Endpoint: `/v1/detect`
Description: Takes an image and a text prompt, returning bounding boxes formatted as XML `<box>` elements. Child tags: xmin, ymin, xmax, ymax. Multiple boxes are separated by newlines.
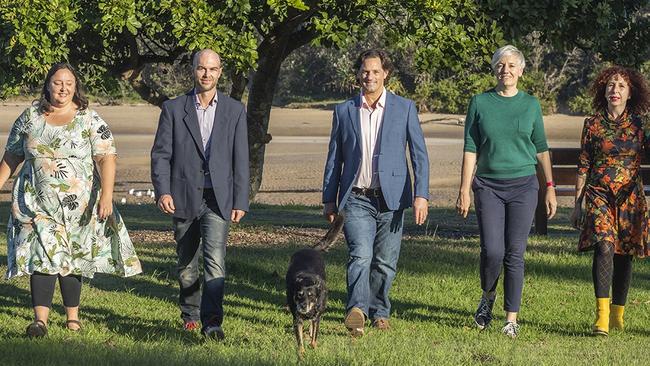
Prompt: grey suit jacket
<box><xmin>151</xmin><ymin>90</ymin><xmax>250</xmax><ymax>220</ymax></box>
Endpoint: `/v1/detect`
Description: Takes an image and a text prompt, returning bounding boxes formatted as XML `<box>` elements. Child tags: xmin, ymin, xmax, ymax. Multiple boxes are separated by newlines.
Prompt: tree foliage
<box><xmin>0</xmin><ymin>0</ymin><xmax>503</xmax><ymax>97</ymax></box>
<box><xmin>1</xmin><ymin>0</ymin><xmax>646</xmax><ymax>198</ymax></box>
<box><xmin>481</xmin><ymin>0</ymin><xmax>650</xmax><ymax>66</ymax></box>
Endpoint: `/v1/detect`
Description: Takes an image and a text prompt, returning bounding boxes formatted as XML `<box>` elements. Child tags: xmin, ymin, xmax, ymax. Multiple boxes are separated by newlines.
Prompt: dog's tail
<box><xmin>312</xmin><ymin>213</ymin><xmax>345</xmax><ymax>252</ymax></box>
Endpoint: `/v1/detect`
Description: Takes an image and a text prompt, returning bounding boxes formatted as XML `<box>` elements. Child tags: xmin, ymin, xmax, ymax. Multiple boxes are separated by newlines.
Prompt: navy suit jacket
<box><xmin>151</xmin><ymin>90</ymin><xmax>250</xmax><ymax>220</ymax></box>
<box><xmin>322</xmin><ymin>92</ymin><xmax>429</xmax><ymax>211</ymax></box>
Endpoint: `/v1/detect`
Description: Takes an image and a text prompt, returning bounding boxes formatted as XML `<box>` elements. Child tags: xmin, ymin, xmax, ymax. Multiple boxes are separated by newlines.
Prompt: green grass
<box><xmin>1</xmin><ymin>203</ymin><xmax>650</xmax><ymax>365</ymax></box>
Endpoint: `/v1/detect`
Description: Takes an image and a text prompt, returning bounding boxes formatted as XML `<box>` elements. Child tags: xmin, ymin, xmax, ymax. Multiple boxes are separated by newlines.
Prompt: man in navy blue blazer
<box><xmin>151</xmin><ymin>49</ymin><xmax>249</xmax><ymax>339</ymax></box>
<box><xmin>322</xmin><ymin>49</ymin><xmax>430</xmax><ymax>336</ymax></box>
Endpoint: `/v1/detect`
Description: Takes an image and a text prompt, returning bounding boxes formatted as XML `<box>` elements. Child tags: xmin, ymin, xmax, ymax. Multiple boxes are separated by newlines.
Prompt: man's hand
<box><xmin>413</xmin><ymin>196</ymin><xmax>428</xmax><ymax>225</ymax></box>
<box><xmin>323</xmin><ymin>202</ymin><xmax>337</xmax><ymax>223</ymax></box>
<box><xmin>157</xmin><ymin>194</ymin><xmax>175</xmax><ymax>215</ymax></box>
<box><xmin>231</xmin><ymin>209</ymin><xmax>246</xmax><ymax>223</ymax></box>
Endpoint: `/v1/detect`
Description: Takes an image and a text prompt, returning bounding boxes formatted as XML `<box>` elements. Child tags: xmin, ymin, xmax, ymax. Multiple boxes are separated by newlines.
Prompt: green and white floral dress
<box><xmin>5</xmin><ymin>105</ymin><xmax>142</xmax><ymax>279</ymax></box>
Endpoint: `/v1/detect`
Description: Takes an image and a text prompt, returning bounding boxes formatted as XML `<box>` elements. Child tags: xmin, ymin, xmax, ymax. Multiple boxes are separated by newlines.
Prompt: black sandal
<box><xmin>26</xmin><ymin>320</ymin><xmax>48</xmax><ymax>338</ymax></box>
<box><xmin>66</xmin><ymin>319</ymin><xmax>82</xmax><ymax>331</ymax></box>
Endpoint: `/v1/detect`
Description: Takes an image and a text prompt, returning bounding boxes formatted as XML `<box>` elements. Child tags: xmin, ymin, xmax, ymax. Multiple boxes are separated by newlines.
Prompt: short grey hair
<box><xmin>490</xmin><ymin>45</ymin><xmax>525</xmax><ymax>71</ymax></box>
<box><xmin>192</xmin><ymin>49</ymin><xmax>222</xmax><ymax>69</ymax></box>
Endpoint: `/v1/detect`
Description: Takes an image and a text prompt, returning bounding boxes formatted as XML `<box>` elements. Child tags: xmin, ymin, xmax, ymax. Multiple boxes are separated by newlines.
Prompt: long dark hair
<box><xmin>37</xmin><ymin>62</ymin><xmax>88</xmax><ymax>114</ymax></box>
<box><xmin>590</xmin><ymin>65</ymin><xmax>650</xmax><ymax>116</ymax></box>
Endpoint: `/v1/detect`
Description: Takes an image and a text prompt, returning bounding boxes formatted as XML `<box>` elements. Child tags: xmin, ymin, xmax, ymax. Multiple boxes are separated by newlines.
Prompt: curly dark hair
<box><xmin>37</xmin><ymin>62</ymin><xmax>88</xmax><ymax>114</ymax></box>
<box><xmin>353</xmin><ymin>49</ymin><xmax>394</xmax><ymax>81</ymax></box>
<box><xmin>590</xmin><ymin>65</ymin><xmax>650</xmax><ymax>116</ymax></box>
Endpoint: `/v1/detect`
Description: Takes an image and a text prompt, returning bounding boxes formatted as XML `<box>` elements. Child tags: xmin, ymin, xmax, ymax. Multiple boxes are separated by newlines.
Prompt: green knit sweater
<box><xmin>463</xmin><ymin>89</ymin><xmax>549</xmax><ymax>179</ymax></box>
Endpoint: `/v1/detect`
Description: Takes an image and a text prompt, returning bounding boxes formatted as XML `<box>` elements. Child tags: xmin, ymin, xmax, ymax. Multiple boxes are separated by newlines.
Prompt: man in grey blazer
<box><xmin>151</xmin><ymin>49</ymin><xmax>249</xmax><ymax>339</ymax></box>
<box><xmin>322</xmin><ymin>49</ymin><xmax>429</xmax><ymax>337</ymax></box>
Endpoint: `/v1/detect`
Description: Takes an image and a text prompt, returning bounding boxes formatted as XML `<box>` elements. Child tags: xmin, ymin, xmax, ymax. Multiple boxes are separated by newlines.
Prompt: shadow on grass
<box><xmin>0</xmin><ymin>282</ymin><xmax>31</xmax><ymax>325</ymax></box>
<box><xmin>2</xmin><ymin>202</ymin><xmax>650</xmax><ymax>346</ymax></box>
<box><xmin>0</xmin><ymin>201</ymin><xmax>578</xmax><ymax>237</ymax></box>
<box><xmin>0</xmin><ymin>339</ymin><xmax>276</xmax><ymax>366</ymax></box>
<box><xmin>0</xmin><ymin>202</ymin><xmax>171</xmax><ymax>232</ymax></box>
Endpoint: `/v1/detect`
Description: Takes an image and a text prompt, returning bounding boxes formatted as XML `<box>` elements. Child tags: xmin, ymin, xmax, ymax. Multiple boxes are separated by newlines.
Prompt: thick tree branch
<box><xmin>283</xmin><ymin>27</ymin><xmax>317</xmax><ymax>58</ymax></box>
<box><xmin>230</xmin><ymin>70</ymin><xmax>248</xmax><ymax>101</ymax></box>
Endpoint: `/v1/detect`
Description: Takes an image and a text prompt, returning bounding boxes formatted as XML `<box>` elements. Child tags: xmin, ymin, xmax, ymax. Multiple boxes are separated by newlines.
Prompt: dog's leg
<box><xmin>308</xmin><ymin>319</ymin><xmax>314</xmax><ymax>340</ymax></box>
<box><xmin>293</xmin><ymin>317</ymin><xmax>305</xmax><ymax>358</ymax></box>
<box><xmin>309</xmin><ymin>316</ymin><xmax>320</xmax><ymax>349</ymax></box>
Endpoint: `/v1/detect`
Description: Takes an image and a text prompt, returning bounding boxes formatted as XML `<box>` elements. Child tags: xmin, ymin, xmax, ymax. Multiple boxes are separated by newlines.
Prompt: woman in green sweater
<box><xmin>456</xmin><ymin>45</ymin><xmax>557</xmax><ymax>338</ymax></box>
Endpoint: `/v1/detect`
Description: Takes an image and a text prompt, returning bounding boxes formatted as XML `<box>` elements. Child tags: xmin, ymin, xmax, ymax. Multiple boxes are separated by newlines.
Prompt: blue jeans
<box><xmin>342</xmin><ymin>192</ymin><xmax>404</xmax><ymax>320</ymax></box>
<box><xmin>173</xmin><ymin>189</ymin><xmax>229</xmax><ymax>326</ymax></box>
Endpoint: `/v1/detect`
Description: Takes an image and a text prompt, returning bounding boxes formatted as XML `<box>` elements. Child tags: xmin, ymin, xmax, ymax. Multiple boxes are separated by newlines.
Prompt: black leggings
<box><xmin>30</xmin><ymin>272</ymin><xmax>82</xmax><ymax>308</ymax></box>
<box><xmin>592</xmin><ymin>242</ymin><xmax>632</xmax><ymax>305</ymax></box>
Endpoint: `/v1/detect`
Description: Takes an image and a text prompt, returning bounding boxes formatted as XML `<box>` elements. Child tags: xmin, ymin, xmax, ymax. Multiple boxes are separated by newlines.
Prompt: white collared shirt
<box><xmin>194</xmin><ymin>89</ymin><xmax>218</xmax><ymax>151</ymax></box>
<box><xmin>353</xmin><ymin>88</ymin><xmax>386</xmax><ymax>189</ymax></box>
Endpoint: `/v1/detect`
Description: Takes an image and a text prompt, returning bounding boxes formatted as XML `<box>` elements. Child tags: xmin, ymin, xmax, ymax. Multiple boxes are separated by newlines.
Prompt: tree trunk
<box><xmin>125</xmin><ymin>67</ymin><xmax>169</xmax><ymax>107</ymax></box>
<box><xmin>230</xmin><ymin>70</ymin><xmax>248</xmax><ymax>102</ymax></box>
<box><xmin>246</xmin><ymin>26</ymin><xmax>318</xmax><ymax>200</ymax></box>
<box><xmin>246</xmin><ymin>40</ymin><xmax>287</xmax><ymax>200</ymax></box>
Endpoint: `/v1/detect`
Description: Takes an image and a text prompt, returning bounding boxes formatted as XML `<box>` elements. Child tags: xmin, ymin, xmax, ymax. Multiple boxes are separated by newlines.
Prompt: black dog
<box><xmin>286</xmin><ymin>214</ymin><xmax>344</xmax><ymax>357</ymax></box>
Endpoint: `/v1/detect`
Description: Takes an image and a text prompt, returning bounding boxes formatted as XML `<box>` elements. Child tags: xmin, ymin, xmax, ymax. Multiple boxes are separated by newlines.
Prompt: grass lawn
<box><xmin>1</xmin><ymin>203</ymin><xmax>649</xmax><ymax>365</ymax></box>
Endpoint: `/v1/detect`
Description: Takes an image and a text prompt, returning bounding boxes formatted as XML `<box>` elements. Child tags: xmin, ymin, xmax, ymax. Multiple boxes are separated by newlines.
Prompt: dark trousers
<box><xmin>30</xmin><ymin>272</ymin><xmax>82</xmax><ymax>308</ymax></box>
<box><xmin>473</xmin><ymin>175</ymin><xmax>538</xmax><ymax>312</ymax></box>
<box><xmin>173</xmin><ymin>189</ymin><xmax>229</xmax><ymax>326</ymax></box>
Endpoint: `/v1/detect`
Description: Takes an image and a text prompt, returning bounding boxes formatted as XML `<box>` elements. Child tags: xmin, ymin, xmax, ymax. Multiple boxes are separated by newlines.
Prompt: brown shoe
<box><xmin>372</xmin><ymin>318</ymin><xmax>390</xmax><ymax>330</ymax></box>
<box><xmin>344</xmin><ymin>307</ymin><xmax>365</xmax><ymax>337</ymax></box>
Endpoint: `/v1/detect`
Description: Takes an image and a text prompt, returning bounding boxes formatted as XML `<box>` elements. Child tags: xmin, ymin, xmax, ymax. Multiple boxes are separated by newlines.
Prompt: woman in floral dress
<box><xmin>0</xmin><ymin>63</ymin><xmax>142</xmax><ymax>337</ymax></box>
<box><xmin>571</xmin><ymin>66</ymin><xmax>650</xmax><ymax>336</ymax></box>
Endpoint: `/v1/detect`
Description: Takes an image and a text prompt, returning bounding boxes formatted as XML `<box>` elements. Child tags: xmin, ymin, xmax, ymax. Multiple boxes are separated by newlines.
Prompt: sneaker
<box><xmin>344</xmin><ymin>307</ymin><xmax>365</xmax><ymax>337</ymax></box>
<box><xmin>474</xmin><ymin>296</ymin><xmax>495</xmax><ymax>329</ymax></box>
<box><xmin>202</xmin><ymin>321</ymin><xmax>225</xmax><ymax>340</ymax></box>
<box><xmin>502</xmin><ymin>321</ymin><xmax>519</xmax><ymax>338</ymax></box>
<box><xmin>183</xmin><ymin>320</ymin><xmax>200</xmax><ymax>331</ymax></box>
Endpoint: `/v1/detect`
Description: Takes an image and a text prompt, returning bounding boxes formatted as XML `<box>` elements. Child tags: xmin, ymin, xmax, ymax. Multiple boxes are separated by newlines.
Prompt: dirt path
<box><xmin>0</xmin><ymin>103</ymin><xmax>586</xmax><ymax>206</ymax></box>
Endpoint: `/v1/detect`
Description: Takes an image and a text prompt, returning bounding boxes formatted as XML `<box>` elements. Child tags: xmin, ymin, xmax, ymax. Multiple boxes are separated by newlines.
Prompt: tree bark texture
<box><xmin>246</xmin><ymin>24</ymin><xmax>317</xmax><ymax>199</ymax></box>
<box><xmin>230</xmin><ymin>70</ymin><xmax>248</xmax><ymax>102</ymax></box>
<box><xmin>246</xmin><ymin>39</ymin><xmax>286</xmax><ymax>199</ymax></box>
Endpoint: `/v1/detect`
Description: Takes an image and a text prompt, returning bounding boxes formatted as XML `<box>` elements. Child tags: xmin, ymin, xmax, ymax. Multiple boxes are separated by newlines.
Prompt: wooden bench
<box><xmin>534</xmin><ymin>147</ymin><xmax>650</xmax><ymax>235</ymax></box>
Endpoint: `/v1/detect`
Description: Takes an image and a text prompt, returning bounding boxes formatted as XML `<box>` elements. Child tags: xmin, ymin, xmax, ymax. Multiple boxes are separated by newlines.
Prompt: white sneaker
<box><xmin>502</xmin><ymin>321</ymin><xmax>519</xmax><ymax>338</ymax></box>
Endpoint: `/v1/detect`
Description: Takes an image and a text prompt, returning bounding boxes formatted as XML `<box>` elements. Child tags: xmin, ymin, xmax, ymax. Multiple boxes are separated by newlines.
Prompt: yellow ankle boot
<box><xmin>593</xmin><ymin>298</ymin><xmax>610</xmax><ymax>336</ymax></box>
<box><xmin>610</xmin><ymin>304</ymin><xmax>625</xmax><ymax>330</ymax></box>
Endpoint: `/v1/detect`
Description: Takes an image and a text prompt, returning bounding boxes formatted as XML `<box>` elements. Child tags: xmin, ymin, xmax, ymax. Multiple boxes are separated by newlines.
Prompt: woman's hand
<box><xmin>545</xmin><ymin>187</ymin><xmax>558</xmax><ymax>219</ymax></box>
<box><xmin>456</xmin><ymin>190</ymin><xmax>471</xmax><ymax>218</ymax></box>
<box><xmin>97</xmin><ymin>193</ymin><xmax>113</xmax><ymax>220</ymax></box>
<box><xmin>570</xmin><ymin>203</ymin><xmax>582</xmax><ymax>230</ymax></box>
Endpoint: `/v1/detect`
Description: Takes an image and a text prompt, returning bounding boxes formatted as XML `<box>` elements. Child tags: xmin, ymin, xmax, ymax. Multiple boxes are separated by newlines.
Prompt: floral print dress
<box><xmin>5</xmin><ymin>105</ymin><xmax>142</xmax><ymax>279</ymax></box>
<box><xmin>577</xmin><ymin>111</ymin><xmax>650</xmax><ymax>257</ymax></box>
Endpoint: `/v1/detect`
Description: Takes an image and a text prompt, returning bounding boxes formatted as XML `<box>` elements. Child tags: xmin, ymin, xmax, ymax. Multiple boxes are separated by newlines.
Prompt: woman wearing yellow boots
<box><xmin>571</xmin><ymin>66</ymin><xmax>650</xmax><ymax>336</ymax></box>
